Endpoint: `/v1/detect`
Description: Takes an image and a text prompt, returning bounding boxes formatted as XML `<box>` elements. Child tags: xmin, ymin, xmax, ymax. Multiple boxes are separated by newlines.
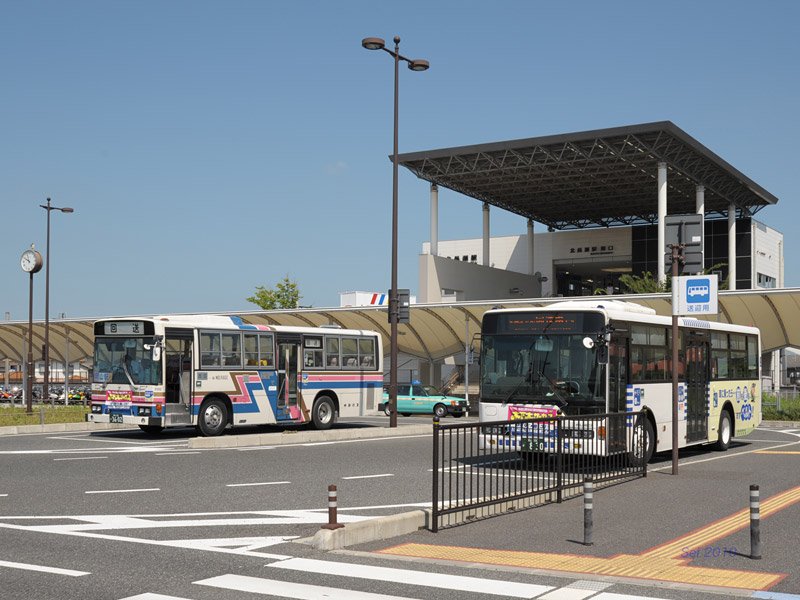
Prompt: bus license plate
<box><xmin>110</xmin><ymin>414</ymin><xmax>124</xmax><ymax>424</ymax></box>
<box><xmin>521</xmin><ymin>438</ymin><xmax>546</xmax><ymax>452</ymax></box>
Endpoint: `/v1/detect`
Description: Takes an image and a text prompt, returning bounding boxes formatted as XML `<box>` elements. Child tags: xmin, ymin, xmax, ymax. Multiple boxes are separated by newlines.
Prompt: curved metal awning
<box><xmin>1</xmin><ymin>288</ymin><xmax>799</xmax><ymax>365</ymax></box>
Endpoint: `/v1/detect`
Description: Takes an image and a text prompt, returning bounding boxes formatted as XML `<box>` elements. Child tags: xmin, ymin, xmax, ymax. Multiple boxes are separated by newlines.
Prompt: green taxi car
<box><xmin>380</xmin><ymin>382</ymin><xmax>469</xmax><ymax>418</ymax></box>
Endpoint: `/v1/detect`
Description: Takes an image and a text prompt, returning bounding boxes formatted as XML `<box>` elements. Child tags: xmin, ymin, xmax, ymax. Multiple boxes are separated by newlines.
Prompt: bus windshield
<box><xmin>480</xmin><ymin>333</ymin><xmax>605</xmax><ymax>413</ymax></box>
<box><xmin>93</xmin><ymin>336</ymin><xmax>162</xmax><ymax>386</ymax></box>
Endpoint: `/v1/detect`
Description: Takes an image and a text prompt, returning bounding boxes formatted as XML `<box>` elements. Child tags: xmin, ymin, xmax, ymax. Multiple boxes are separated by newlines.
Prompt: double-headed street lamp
<box><xmin>41</xmin><ymin>198</ymin><xmax>74</xmax><ymax>404</ymax></box>
<box><xmin>361</xmin><ymin>36</ymin><xmax>429</xmax><ymax>428</ymax></box>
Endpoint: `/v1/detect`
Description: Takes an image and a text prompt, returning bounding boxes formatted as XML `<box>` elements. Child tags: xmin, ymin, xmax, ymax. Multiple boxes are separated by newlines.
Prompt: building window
<box><xmin>757</xmin><ymin>273</ymin><xmax>776</xmax><ymax>288</ymax></box>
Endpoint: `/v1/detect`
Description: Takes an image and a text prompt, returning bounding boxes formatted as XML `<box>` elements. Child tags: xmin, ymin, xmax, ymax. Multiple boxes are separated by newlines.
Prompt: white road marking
<box><xmin>154</xmin><ymin>452</ymin><xmax>200</xmax><ymax>456</ymax></box>
<box><xmin>0</xmin><ymin>559</ymin><xmax>89</xmax><ymax>577</ymax></box>
<box><xmin>120</xmin><ymin>594</ymin><xmax>192</xmax><ymax>600</ymax></box>
<box><xmin>54</xmin><ymin>456</ymin><xmax>108</xmax><ymax>461</ymax></box>
<box><xmin>196</xmin><ymin>574</ymin><xmax>418</xmax><ymax>599</ymax></box>
<box><xmin>268</xmin><ymin>557</ymin><xmax>553</xmax><ymax>598</ymax></box>
<box><xmin>226</xmin><ymin>481</ymin><xmax>291</xmax><ymax>487</ymax></box>
<box><xmin>0</xmin><ymin>494</ymin><xmax>8</xmax><ymax>497</ymax></box>
<box><xmin>342</xmin><ymin>473</ymin><xmax>394</xmax><ymax>480</ymax></box>
<box><xmin>85</xmin><ymin>488</ymin><xmax>160</xmax><ymax>494</ymax></box>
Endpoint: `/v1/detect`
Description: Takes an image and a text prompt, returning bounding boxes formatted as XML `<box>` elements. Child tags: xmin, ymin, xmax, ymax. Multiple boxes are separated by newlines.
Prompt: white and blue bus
<box><xmin>479</xmin><ymin>300</ymin><xmax>761</xmax><ymax>462</ymax></box>
<box><xmin>87</xmin><ymin>315</ymin><xmax>383</xmax><ymax>436</ymax></box>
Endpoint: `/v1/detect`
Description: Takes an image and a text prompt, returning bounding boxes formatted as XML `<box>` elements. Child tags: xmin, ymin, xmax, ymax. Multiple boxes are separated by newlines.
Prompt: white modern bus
<box><xmin>479</xmin><ymin>300</ymin><xmax>761</xmax><ymax>462</ymax></box>
<box><xmin>86</xmin><ymin>315</ymin><xmax>383</xmax><ymax>436</ymax></box>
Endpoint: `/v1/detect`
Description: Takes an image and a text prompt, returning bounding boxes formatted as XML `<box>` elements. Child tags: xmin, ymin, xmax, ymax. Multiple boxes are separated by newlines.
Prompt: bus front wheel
<box><xmin>715</xmin><ymin>410</ymin><xmax>733</xmax><ymax>451</ymax></box>
<box><xmin>312</xmin><ymin>396</ymin><xmax>336</xmax><ymax>430</ymax></box>
<box><xmin>629</xmin><ymin>416</ymin><xmax>655</xmax><ymax>467</ymax></box>
<box><xmin>198</xmin><ymin>399</ymin><xmax>228</xmax><ymax>437</ymax></box>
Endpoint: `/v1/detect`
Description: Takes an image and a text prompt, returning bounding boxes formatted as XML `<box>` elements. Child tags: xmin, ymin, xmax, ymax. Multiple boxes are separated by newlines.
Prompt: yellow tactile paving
<box><xmin>755</xmin><ymin>450</ymin><xmax>800</xmax><ymax>454</ymax></box>
<box><xmin>377</xmin><ymin>485</ymin><xmax>800</xmax><ymax>591</ymax></box>
<box><xmin>642</xmin><ymin>485</ymin><xmax>800</xmax><ymax>559</ymax></box>
<box><xmin>378</xmin><ymin>543</ymin><xmax>784</xmax><ymax>590</ymax></box>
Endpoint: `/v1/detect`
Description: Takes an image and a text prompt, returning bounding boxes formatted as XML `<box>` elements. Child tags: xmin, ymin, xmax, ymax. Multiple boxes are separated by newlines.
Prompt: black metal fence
<box><xmin>431</xmin><ymin>411</ymin><xmax>647</xmax><ymax>532</ymax></box>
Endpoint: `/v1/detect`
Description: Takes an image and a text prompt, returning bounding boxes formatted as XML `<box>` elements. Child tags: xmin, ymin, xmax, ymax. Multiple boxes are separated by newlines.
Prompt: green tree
<box><xmin>247</xmin><ymin>276</ymin><xmax>302</xmax><ymax>309</ymax></box>
<box><xmin>618</xmin><ymin>263</ymin><xmax>729</xmax><ymax>294</ymax></box>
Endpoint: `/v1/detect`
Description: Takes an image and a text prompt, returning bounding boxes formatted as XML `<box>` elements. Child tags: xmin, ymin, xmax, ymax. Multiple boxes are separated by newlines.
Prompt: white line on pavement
<box><xmin>85</xmin><ymin>488</ymin><xmax>160</xmax><ymax>494</ymax></box>
<box><xmin>226</xmin><ymin>481</ymin><xmax>291</xmax><ymax>487</ymax></box>
<box><xmin>342</xmin><ymin>473</ymin><xmax>394</xmax><ymax>480</ymax></box>
<box><xmin>0</xmin><ymin>559</ymin><xmax>89</xmax><ymax>577</ymax></box>
<box><xmin>154</xmin><ymin>452</ymin><xmax>201</xmax><ymax>456</ymax></box>
<box><xmin>54</xmin><ymin>456</ymin><xmax>108</xmax><ymax>461</ymax></box>
<box><xmin>196</xmin><ymin>574</ymin><xmax>418</xmax><ymax>600</ymax></box>
<box><xmin>267</xmin><ymin>557</ymin><xmax>553</xmax><ymax>598</ymax></box>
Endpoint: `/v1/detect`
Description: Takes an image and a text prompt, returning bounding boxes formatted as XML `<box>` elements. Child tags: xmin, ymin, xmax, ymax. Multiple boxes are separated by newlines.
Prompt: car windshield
<box><xmin>93</xmin><ymin>336</ymin><xmax>162</xmax><ymax>386</ymax></box>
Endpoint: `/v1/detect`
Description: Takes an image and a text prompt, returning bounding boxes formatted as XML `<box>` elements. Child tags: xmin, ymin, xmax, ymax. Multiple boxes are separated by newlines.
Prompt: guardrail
<box><xmin>431</xmin><ymin>411</ymin><xmax>647</xmax><ymax>532</ymax></box>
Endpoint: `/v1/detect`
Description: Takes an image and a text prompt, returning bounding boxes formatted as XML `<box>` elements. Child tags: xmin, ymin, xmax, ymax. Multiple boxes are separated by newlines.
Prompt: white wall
<box><xmin>752</xmin><ymin>220</ymin><xmax>783</xmax><ymax>288</ymax></box>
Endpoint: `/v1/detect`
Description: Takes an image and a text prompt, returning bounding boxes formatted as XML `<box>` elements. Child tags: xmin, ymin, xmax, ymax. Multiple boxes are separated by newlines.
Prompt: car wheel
<box><xmin>433</xmin><ymin>403</ymin><xmax>448</xmax><ymax>418</ymax></box>
<box><xmin>197</xmin><ymin>398</ymin><xmax>228</xmax><ymax>437</ymax></box>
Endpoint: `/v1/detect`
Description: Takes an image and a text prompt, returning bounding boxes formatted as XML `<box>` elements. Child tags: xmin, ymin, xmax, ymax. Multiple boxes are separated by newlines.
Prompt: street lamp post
<box><xmin>40</xmin><ymin>198</ymin><xmax>74</xmax><ymax>405</ymax></box>
<box><xmin>362</xmin><ymin>35</ymin><xmax>428</xmax><ymax>428</ymax></box>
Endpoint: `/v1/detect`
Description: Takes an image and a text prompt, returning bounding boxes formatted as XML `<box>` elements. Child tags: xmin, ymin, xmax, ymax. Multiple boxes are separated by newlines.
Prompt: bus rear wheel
<box><xmin>312</xmin><ymin>396</ymin><xmax>336</xmax><ymax>430</ymax></box>
<box><xmin>715</xmin><ymin>410</ymin><xmax>733</xmax><ymax>451</ymax></box>
<box><xmin>198</xmin><ymin>399</ymin><xmax>228</xmax><ymax>437</ymax></box>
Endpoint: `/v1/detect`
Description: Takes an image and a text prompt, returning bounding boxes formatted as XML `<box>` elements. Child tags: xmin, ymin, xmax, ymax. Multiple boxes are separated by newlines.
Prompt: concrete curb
<box><xmin>298</xmin><ymin>509</ymin><xmax>429</xmax><ymax>551</ymax></box>
<box><xmin>188</xmin><ymin>423</ymin><xmax>433</xmax><ymax>449</ymax></box>
<box><xmin>0</xmin><ymin>422</ymin><xmax>131</xmax><ymax>436</ymax></box>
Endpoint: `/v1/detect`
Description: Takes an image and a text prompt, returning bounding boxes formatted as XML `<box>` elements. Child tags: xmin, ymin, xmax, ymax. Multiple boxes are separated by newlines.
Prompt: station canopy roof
<box><xmin>397</xmin><ymin>121</ymin><xmax>778</xmax><ymax>230</ymax></box>
<box><xmin>2</xmin><ymin>289</ymin><xmax>799</xmax><ymax>366</ymax></box>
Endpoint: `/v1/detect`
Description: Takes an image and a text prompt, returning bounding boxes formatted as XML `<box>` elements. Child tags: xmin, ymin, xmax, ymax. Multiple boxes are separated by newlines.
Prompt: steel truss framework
<box><xmin>397</xmin><ymin>121</ymin><xmax>777</xmax><ymax>230</ymax></box>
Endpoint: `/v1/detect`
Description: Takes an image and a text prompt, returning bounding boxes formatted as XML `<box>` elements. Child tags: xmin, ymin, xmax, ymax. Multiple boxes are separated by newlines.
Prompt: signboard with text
<box><xmin>672</xmin><ymin>274</ymin><xmax>718</xmax><ymax>316</ymax></box>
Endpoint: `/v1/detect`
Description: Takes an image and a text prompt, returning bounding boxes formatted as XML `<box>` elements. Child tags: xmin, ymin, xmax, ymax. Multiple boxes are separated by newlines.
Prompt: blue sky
<box><xmin>2</xmin><ymin>0</ymin><xmax>798</xmax><ymax>321</ymax></box>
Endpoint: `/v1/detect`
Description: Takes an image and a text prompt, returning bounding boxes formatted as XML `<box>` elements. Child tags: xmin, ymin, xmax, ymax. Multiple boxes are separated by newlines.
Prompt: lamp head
<box><xmin>408</xmin><ymin>59</ymin><xmax>429</xmax><ymax>72</ymax></box>
<box><xmin>61</xmin><ymin>207</ymin><xmax>74</xmax><ymax>213</ymax></box>
<box><xmin>362</xmin><ymin>37</ymin><xmax>385</xmax><ymax>50</ymax></box>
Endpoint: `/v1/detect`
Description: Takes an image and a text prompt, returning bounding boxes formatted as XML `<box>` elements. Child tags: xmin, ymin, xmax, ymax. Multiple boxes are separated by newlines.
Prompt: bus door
<box><xmin>607</xmin><ymin>331</ymin><xmax>629</xmax><ymax>451</ymax></box>
<box><xmin>276</xmin><ymin>335</ymin><xmax>301</xmax><ymax>418</ymax></box>
<box><xmin>164</xmin><ymin>328</ymin><xmax>193</xmax><ymax>424</ymax></box>
<box><xmin>685</xmin><ymin>330</ymin><xmax>709</xmax><ymax>443</ymax></box>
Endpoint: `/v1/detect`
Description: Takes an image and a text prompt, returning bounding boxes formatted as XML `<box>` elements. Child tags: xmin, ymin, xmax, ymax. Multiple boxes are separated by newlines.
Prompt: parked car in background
<box><xmin>380</xmin><ymin>381</ymin><xmax>469</xmax><ymax>418</ymax></box>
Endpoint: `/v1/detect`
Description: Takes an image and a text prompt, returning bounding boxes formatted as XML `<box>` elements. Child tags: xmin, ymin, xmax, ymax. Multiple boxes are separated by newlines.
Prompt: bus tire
<box><xmin>629</xmin><ymin>415</ymin><xmax>655</xmax><ymax>467</ymax></box>
<box><xmin>433</xmin><ymin>403</ymin><xmax>448</xmax><ymax>418</ymax></box>
<box><xmin>198</xmin><ymin>398</ymin><xmax>228</xmax><ymax>437</ymax></box>
<box><xmin>383</xmin><ymin>404</ymin><xmax>392</xmax><ymax>417</ymax></box>
<box><xmin>312</xmin><ymin>395</ymin><xmax>336</xmax><ymax>430</ymax></box>
<box><xmin>715</xmin><ymin>410</ymin><xmax>733</xmax><ymax>451</ymax></box>
<box><xmin>138</xmin><ymin>425</ymin><xmax>163</xmax><ymax>435</ymax></box>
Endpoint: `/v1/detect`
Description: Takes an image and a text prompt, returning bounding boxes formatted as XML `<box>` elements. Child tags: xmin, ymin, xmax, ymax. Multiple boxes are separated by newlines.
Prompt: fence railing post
<box><xmin>556</xmin><ymin>416</ymin><xmax>563</xmax><ymax>503</ymax></box>
<box><xmin>431</xmin><ymin>416</ymin><xmax>440</xmax><ymax>533</ymax></box>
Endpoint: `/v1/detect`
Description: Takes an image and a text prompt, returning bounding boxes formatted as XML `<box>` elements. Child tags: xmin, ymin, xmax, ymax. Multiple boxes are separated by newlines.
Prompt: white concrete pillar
<box><xmin>657</xmin><ymin>162</ymin><xmax>667</xmax><ymax>283</ymax></box>
<box><xmin>527</xmin><ymin>218</ymin><xmax>535</xmax><ymax>276</ymax></box>
<box><xmin>728</xmin><ymin>203</ymin><xmax>737</xmax><ymax>290</ymax></box>
<box><xmin>429</xmin><ymin>183</ymin><xmax>439</xmax><ymax>257</ymax></box>
<box><xmin>482</xmin><ymin>202</ymin><xmax>490</xmax><ymax>267</ymax></box>
<box><xmin>696</xmin><ymin>185</ymin><xmax>705</xmax><ymax>215</ymax></box>
<box><xmin>696</xmin><ymin>185</ymin><xmax>705</xmax><ymax>275</ymax></box>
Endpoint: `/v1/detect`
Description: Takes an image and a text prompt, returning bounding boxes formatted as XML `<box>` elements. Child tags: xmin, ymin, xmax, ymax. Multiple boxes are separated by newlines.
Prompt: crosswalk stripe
<box><xmin>0</xmin><ymin>559</ymin><xmax>89</xmax><ymax>576</ymax></box>
<box><xmin>195</xmin><ymin>574</ymin><xmax>418</xmax><ymax>599</ymax></box>
<box><xmin>267</xmin><ymin>557</ymin><xmax>552</xmax><ymax>598</ymax></box>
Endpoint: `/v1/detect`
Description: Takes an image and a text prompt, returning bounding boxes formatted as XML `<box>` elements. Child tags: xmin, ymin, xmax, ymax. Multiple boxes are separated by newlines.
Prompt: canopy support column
<box><xmin>430</xmin><ymin>183</ymin><xmax>438</xmax><ymax>257</ymax></box>
<box><xmin>527</xmin><ymin>218</ymin><xmax>535</xmax><ymax>276</ymax></box>
<box><xmin>728</xmin><ymin>203</ymin><xmax>737</xmax><ymax>290</ymax></box>
<box><xmin>482</xmin><ymin>202</ymin><xmax>490</xmax><ymax>267</ymax></box>
<box><xmin>657</xmin><ymin>162</ymin><xmax>667</xmax><ymax>284</ymax></box>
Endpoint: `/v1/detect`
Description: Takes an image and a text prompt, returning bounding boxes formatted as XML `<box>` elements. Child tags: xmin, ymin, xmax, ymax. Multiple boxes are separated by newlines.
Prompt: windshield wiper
<box><xmin>503</xmin><ymin>366</ymin><xmax>532</xmax><ymax>404</ymax></box>
<box><xmin>533</xmin><ymin>369</ymin><xmax>568</xmax><ymax>408</ymax></box>
<box><xmin>120</xmin><ymin>359</ymin><xmax>137</xmax><ymax>388</ymax></box>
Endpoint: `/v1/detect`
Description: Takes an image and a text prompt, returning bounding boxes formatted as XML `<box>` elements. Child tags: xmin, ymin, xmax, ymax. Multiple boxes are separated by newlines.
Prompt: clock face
<box><xmin>21</xmin><ymin>249</ymin><xmax>42</xmax><ymax>273</ymax></box>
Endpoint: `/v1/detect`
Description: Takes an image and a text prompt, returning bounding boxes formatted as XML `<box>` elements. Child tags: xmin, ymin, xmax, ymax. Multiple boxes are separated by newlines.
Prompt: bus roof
<box><xmin>485</xmin><ymin>299</ymin><xmax>760</xmax><ymax>336</ymax></box>
<box><xmin>95</xmin><ymin>314</ymin><xmax>379</xmax><ymax>338</ymax></box>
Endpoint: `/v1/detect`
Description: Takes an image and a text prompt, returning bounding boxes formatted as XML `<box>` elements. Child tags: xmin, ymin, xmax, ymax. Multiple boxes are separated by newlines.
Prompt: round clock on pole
<box><xmin>21</xmin><ymin>247</ymin><xmax>43</xmax><ymax>274</ymax></box>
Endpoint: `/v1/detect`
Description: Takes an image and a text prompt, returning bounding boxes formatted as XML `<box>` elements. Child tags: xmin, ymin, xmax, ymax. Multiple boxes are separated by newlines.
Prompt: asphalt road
<box><xmin>1</xmin><ymin>419</ymin><xmax>799</xmax><ymax>600</ymax></box>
